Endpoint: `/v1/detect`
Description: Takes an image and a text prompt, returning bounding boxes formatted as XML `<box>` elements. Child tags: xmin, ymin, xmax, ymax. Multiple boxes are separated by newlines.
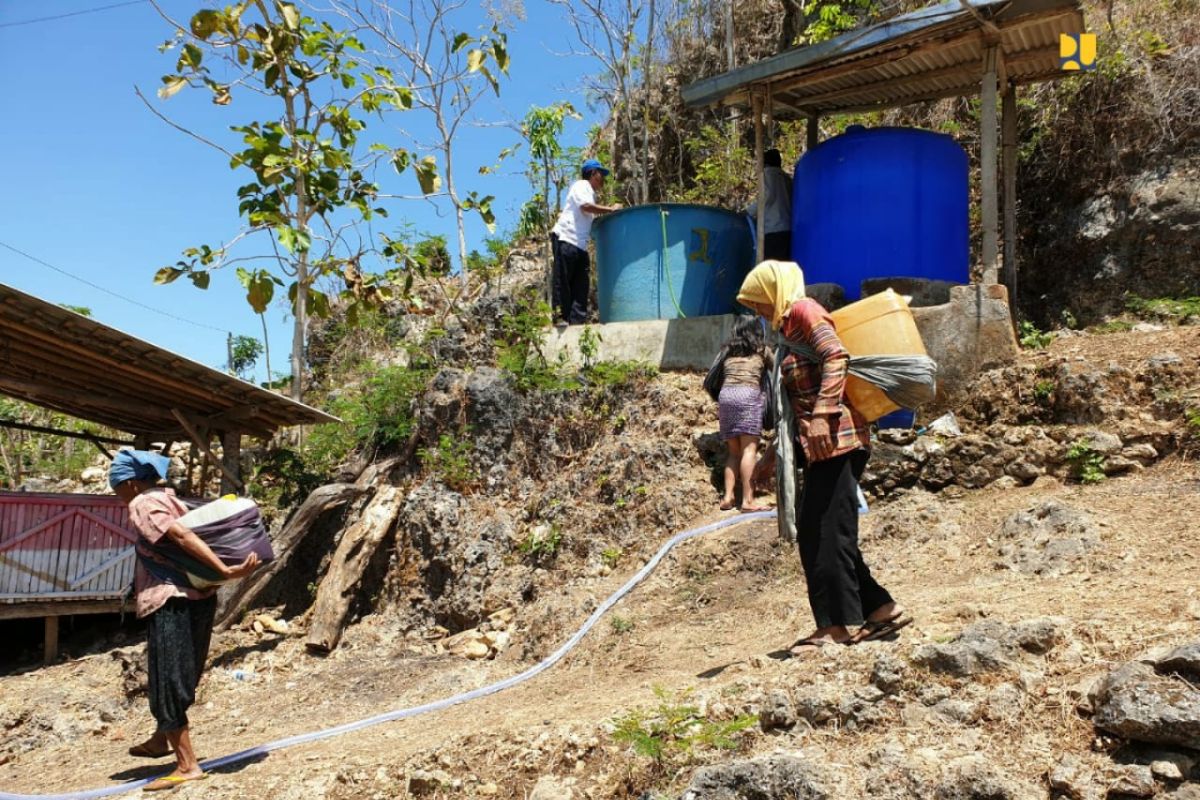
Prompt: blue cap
<box><xmin>581</xmin><ymin>158</ymin><xmax>609</xmax><ymax>178</ymax></box>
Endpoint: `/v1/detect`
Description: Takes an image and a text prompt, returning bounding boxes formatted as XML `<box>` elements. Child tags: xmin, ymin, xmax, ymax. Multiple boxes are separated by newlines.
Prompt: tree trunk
<box><xmin>215</xmin><ymin>482</ymin><xmax>364</xmax><ymax>629</ymax></box>
<box><xmin>304</xmin><ymin>484</ymin><xmax>404</xmax><ymax>653</ymax></box>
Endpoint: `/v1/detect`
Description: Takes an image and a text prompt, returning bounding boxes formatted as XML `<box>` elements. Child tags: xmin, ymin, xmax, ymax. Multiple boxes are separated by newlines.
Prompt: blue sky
<box><xmin>0</xmin><ymin>0</ymin><xmax>602</xmax><ymax>383</ymax></box>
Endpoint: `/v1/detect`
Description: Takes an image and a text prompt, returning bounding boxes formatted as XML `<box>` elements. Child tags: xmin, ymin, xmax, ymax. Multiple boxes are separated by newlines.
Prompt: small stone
<box><xmin>871</xmin><ymin>653</ymin><xmax>907</xmax><ymax>695</ymax></box>
<box><xmin>1048</xmin><ymin>754</ymin><xmax>1091</xmax><ymax>800</ymax></box>
<box><xmin>1151</xmin><ymin>760</ymin><xmax>1184</xmax><ymax>781</ymax></box>
<box><xmin>477</xmin><ymin>783</ymin><xmax>499</xmax><ymax>796</ymax></box>
<box><xmin>407</xmin><ymin>769</ymin><xmax>452</xmax><ymax>796</ymax></box>
<box><xmin>1108</xmin><ymin>764</ymin><xmax>1154</xmax><ymax>797</ymax></box>
<box><xmin>927</xmin><ymin>413</ymin><xmax>962</xmax><ymax>438</ymax></box>
<box><xmin>759</xmin><ymin>689</ymin><xmax>797</xmax><ymax>731</ymax></box>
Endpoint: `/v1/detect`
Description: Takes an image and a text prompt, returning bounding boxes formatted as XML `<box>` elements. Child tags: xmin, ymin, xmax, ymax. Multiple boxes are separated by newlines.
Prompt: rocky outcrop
<box><xmin>680</xmin><ymin>752</ymin><xmax>834</xmax><ymax>800</ymax></box>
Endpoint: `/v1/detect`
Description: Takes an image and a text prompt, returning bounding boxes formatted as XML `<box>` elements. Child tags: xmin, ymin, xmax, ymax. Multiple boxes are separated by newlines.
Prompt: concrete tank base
<box><xmin>544</xmin><ymin>284</ymin><xmax>1018</xmax><ymax>404</ymax></box>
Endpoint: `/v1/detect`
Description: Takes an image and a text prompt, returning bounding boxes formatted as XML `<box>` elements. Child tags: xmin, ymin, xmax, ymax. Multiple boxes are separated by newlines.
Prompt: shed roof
<box><xmin>682</xmin><ymin>0</ymin><xmax>1085</xmax><ymax>117</ymax></box>
<box><xmin>0</xmin><ymin>282</ymin><xmax>338</xmax><ymax>439</ymax></box>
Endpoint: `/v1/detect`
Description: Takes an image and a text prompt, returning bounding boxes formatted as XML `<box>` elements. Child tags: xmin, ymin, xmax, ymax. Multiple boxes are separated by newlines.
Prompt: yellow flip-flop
<box><xmin>143</xmin><ymin>773</ymin><xmax>208</xmax><ymax>792</ymax></box>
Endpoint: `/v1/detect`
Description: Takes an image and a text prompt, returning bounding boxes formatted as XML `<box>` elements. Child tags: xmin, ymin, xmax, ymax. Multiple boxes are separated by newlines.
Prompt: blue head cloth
<box><xmin>108</xmin><ymin>450</ymin><xmax>171</xmax><ymax>489</ymax></box>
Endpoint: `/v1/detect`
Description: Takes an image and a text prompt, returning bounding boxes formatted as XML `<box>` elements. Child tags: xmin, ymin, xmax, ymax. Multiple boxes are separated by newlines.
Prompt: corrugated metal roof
<box><xmin>0</xmin><ymin>282</ymin><xmax>339</xmax><ymax>439</ymax></box>
<box><xmin>682</xmin><ymin>0</ymin><xmax>1085</xmax><ymax>117</ymax></box>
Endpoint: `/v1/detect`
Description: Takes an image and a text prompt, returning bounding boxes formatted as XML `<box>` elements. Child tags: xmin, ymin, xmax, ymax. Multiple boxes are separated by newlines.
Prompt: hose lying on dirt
<box><xmin>0</xmin><ymin>510</ymin><xmax>776</xmax><ymax>800</ymax></box>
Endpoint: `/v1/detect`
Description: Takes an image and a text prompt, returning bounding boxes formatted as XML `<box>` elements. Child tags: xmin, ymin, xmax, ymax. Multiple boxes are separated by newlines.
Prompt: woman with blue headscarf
<box><xmin>110</xmin><ymin>450</ymin><xmax>259</xmax><ymax>791</ymax></box>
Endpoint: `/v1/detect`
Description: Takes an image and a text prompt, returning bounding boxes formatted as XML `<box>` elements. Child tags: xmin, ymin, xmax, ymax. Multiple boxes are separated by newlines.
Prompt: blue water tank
<box><xmin>791</xmin><ymin>126</ymin><xmax>968</xmax><ymax>300</ymax></box>
<box><xmin>594</xmin><ymin>203</ymin><xmax>755</xmax><ymax>322</ymax></box>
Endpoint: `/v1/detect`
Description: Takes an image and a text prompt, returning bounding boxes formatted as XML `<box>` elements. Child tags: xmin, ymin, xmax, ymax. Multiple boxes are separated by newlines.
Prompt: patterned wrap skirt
<box><xmin>718</xmin><ymin>384</ymin><xmax>764</xmax><ymax>440</ymax></box>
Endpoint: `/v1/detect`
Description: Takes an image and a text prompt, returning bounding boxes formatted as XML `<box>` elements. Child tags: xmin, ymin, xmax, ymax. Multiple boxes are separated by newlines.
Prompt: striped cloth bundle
<box><xmin>137</xmin><ymin>496</ymin><xmax>274</xmax><ymax>589</ymax></box>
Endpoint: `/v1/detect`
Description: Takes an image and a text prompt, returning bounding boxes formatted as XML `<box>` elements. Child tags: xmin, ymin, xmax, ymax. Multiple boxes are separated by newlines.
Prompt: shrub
<box><xmin>1018</xmin><ymin>321</ymin><xmax>1053</xmax><ymax>350</ymax></box>
<box><xmin>518</xmin><ymin>524</ymin><xmax>563</xmax><ymax>564</ymax></box>
<box><xmin>1126</xmin><ymin>295</ymin><xmax>1200</xmax><ymax>324</ymax></box>
<box><xmin>1066</xmin><ymin>440</ymin><xmax>1106</xmax><ymax>484</ymax></box>
<box><xmin>496</xmin><ymin>290</ymin><xmax>579</xmax><ymax>392</ymax></box>
<box><xmin>611</xmin><ymin>686</ymin><xmax>757</xmax><ymax>762</ymax></box>
<box><xmin>304</xmin><ymin>364</ymin><xmax>430</xmax><ymax>475</ymax></box>
<box><xmin>418</xmin><ymin>433</ymin><xmax>478</xmax><ymax>493</ymax></box>
<box><xmin>1032</xmin><ymin>380</ymin><xmax>1055</xmax><ymax>404</ymax></box>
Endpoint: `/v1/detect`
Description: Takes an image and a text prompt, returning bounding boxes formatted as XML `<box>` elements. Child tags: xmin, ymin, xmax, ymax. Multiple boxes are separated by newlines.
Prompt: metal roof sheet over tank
<box><xmin>682</xmin><ymin>0</ymin><xmax>1085</xmax><ymax>116</ymax></box>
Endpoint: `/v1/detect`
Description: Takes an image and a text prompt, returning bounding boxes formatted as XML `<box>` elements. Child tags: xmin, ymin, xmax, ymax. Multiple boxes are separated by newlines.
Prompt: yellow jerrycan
<box><xmin>828</xmin><ymin>289</ymin><xmax>928</xmax><ymax>422</ymax></box>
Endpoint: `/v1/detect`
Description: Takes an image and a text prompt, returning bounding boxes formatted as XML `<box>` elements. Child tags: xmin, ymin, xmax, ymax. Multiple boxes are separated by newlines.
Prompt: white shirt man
<box><xmin>747</xmin><ymin>149</ymin><xmax>794</xmax><ymax>260</ymax></box>
<box><xmin>550</xmin><ymin>159</ymin><xmax>620</xmax><ymax>325</ymax></box>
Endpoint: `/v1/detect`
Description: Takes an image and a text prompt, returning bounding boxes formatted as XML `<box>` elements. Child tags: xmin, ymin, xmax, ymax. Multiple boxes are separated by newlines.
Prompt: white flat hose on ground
<box><xmin>0</xmin><ymin>510</ymin><xmax>776</xmax><ymax>800</ymax></box>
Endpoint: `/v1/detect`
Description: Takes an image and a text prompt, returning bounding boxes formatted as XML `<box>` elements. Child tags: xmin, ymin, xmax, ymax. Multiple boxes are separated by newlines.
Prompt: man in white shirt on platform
<box><xmin>550</xmin><ymin>158</ymin><xmax>621</xmax><ymax>326</ymax></box>
<box><xmin>747</xmin><ymin>149</ymin><xmax>794</xmax><ymax>261</ymax></box>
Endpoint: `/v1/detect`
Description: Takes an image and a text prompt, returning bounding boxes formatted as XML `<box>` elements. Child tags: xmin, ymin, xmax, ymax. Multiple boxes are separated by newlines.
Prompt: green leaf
<box><xmin>452</xmin><ymin>32</ymin><xmax>472</xmax><ymax>52</ymax></box>
<box><xmin>279</xmin><ymin>3</ymin><xmax>300</xmax><ymax>30</ymax></box>
<box><xmin>466</xmin><ymin>49</ymin><xmax>484</xmax><ymax>73</ymax></box>
<box><xmin>158</xmin><ymin>76</ymin><xmax>188</xmax><ymax>99</ymax></box>
<box><xmin>190</xmin><ymin>9</ymin><xmax>220</xmax><ymax>40</ymax></box>
<box><xmin>307</xmin><ymin>288</ymin><xmax>331</xmax><ymax>318</ymax></box>
<box><xmin>276</xmin><ymin>226</ymin><xmax>312</xmax><ymax>254</ymax></box>
<box><xmin>492</xmin><ymin>39</ymin><xmax>509</xmax><ymax>73</ymax></box>
<box><xmin>392</xmin><ymin>87</ymin><xmax>413</xmax><ymax>109</ymax></box>
<box><xmin>414</xmin><ymin>155</ymin><xmax>441</xmax><ymax>195</ymax></box>
<box><xmin>178</xmin><ymin>42</ymin><xmax>203</xmax><ymax>71</ymax></box>
<box><xmin>391</xmin><ymin>149</ymin><xmax>410</xmax><ymax>175</ymax></box>
<box><xmin>237</xmin><ymin>45</ymin><xmax>249</xmax><ymax>65</ymax></box>
<box><xmin>154</xmin><ymin>266</ymin><xmax>185</xmax><ymax>284</ymax></box>
<box><xmin>188</xmin><ymin>270</ymin><xmax>211</xmax><ymax>290</ymax></box>
<box><xmin>237</xmin><ymin>268</ymin><xmax>277</xmax><ymax>313</ymax></box>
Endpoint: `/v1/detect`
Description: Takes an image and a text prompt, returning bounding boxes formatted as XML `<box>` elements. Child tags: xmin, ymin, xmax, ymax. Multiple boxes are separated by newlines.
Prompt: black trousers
<box><xmin>797</xmin><ymin>449</ymin><xmax>893</xmax><ymax>628</ymax></box>
<box><xmin>147</xmin><ymin>595</ymin><xmax>216</xmax><ymax>733</ymax></box>
<box><xmin>764</xmin><ymin>231</ymin><xmax>792</xmax><ymax>261</ymax></box>
<box><xmin>550</xmin><ymin>233</ymin><xmax>590</xmax><ymax>324</ymax></box>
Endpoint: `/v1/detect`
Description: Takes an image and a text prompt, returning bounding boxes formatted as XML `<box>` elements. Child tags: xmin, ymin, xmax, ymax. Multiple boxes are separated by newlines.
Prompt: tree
<box><xmin>548</xmin><ymin>0</ymin><xmax>646</xmax><ymax>204</ymax></box>
<box><xmin>334</xmin><ymin>0</ymin><xmax>512</xmax><ymax>281</ymax></box>
<box><xmin>147</xmin><ymin>1</ymin><xmax>412</xmax><ymax>399</ymax></box>
<box><xmin>521</xmin><ymin>102</ymin><xmax>581</xmax><ymax>235</ymax></box>
<box><xmin>227</xmin><ymin>334</ymin><xmax>264</xmax><ymax>380</ymax></box>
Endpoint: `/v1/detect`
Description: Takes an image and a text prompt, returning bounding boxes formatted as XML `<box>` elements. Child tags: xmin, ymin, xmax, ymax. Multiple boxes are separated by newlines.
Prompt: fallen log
<box><xmin>304</xmin><ymin>484</ymin><xmax>404</xmax><ymax>653</ymax></box>
<box><xmin>216</xmin><ymin>482</ymin><xmax>364</xmax><ymax>629</ymax></box>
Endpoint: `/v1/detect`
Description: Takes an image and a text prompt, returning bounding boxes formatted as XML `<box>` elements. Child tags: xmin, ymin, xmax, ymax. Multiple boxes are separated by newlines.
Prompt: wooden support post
<box><xmin>753</xmin><ymin>89</ymin><xmax>766</xmax><ymax>263</ymax></box>
<box><xmin>171</xmin><ymin>409</ymin><xmax>243</xmax><ymax>492</ymax></box>
<box><xmin>219</xmin><ymin>430</ymin><xmax>242</xmax><ymax>496</ymax></box>
<box><xmin>43</xmin><ymin>616</ymin><xmax>59</xmax><ymax>665</ymax></box>
<box><xmin>806</xmin><ymin>114</ymin><xmax>820</xmax><ymax>151</ymax></box>
<box><xmin>980</xmin><ymin>45</ymin><xmax>1000</xmax><ymax>285</ymax></box>
<box><xmin>1002</xmin><ymin>82</ymin><xmax>1019</xmax><ymax>307</ymax></box>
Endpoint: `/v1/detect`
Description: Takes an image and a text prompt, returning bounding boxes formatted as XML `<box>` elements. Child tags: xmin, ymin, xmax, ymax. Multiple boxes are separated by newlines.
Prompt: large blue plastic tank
<box><xmin>594</xmin><ymin>203</ymin><xmax>755</xmax><ymax>322</ymax></box>
<box><xmin>791</xmin><ymin>126</ymin><xmax>968</xmax><ymax>300</ymax></box>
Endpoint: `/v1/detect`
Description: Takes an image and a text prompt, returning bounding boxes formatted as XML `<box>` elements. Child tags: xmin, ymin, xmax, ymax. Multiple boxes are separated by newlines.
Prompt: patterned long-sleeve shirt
<box><xmin>780</xmin><ymin>298</ymin><xmax>870</xmax><ymax>463</ymax></box>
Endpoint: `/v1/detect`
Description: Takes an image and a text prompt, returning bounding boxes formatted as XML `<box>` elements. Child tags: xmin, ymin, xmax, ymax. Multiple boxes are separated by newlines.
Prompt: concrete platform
<box><xmin>545</xmin><ymin>284</ymin><xmax>1018</xmax><ymax>402</ymax></box>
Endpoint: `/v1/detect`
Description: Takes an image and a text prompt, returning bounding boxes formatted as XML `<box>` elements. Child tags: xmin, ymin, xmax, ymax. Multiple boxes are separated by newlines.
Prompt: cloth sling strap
<box><xmin>777</xmin><ymin>340</ymin><xmax>939</xmax><ymax>410</ymax></box>
<box><xmin>769</xmin><ymin>340</ymin><xmax>938</xmax><ymax>543</ymax></box>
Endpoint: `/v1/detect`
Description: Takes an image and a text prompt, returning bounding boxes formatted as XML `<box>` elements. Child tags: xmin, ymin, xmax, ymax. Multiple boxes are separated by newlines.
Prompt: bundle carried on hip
<box><xmin>137</xmin><ymin>496</ymin><xmax>275</xmax><ymax>589</ymax></box>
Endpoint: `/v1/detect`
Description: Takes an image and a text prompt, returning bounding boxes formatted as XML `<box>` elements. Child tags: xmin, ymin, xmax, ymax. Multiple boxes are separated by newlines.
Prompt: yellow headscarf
<box><xmin>736</xmin><ymin>260</ymin><xmax>806</xmax><ymax>330</ymax></box>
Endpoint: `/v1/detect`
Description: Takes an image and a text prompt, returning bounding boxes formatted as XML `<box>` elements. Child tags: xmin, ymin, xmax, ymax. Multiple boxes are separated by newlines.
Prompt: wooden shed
<box><xmin>0</xmin><ymin>281</ymin><xmax>338</xmax><ymax>662</ymax></box>
<box><xmin>681</xmin><ymin>0</ymin><xmax>1088</xmax><ymax>302</ymax></box>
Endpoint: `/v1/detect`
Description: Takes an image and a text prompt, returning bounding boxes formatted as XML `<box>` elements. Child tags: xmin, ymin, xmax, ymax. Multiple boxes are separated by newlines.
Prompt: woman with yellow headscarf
<box><xmin>738</xmin><ymin>261</ymin><xmax>910</xmax><ymax>654</ymax></box>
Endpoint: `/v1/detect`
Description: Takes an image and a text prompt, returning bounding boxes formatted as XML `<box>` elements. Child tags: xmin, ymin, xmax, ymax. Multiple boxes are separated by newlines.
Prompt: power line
<box><xmin>0</xmin><ymin>0</ymin><xmax>146</xmax><ymax>29</ymax></box>
<box><xmin>0</xmin><ymin>240</ymin><xmax>229</xmax><ymax>334</ymax></box>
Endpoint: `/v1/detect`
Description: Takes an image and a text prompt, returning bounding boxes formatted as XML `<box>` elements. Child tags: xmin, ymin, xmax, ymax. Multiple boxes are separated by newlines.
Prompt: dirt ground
<box><xmin>2</xmin><ymin>327</ymin><xmax>1198</xmax><ymax>799</ymax></box>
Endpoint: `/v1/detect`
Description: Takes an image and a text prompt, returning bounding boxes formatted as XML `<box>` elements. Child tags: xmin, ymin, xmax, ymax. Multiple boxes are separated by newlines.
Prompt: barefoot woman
<box><xmin>110</xmin><ymin>450</ymin><xmax>259</xmax><ymax>791</ymax></box>
<box><xmin>738</xmin><ymin>261</ymin><xmax>910</xmax><ymax>651</ymax></box>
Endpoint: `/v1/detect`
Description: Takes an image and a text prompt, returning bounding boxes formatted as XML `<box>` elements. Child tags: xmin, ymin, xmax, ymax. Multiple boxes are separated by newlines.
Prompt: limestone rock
<box><xmin>529</xmin><ymin>775</ymin><xmax>574</xmax><ymax>800</ymax></box>
<box><xmin>759</xmin><ymin>689</ymin><xmax>797</xmax><ymax>732</ymax></box>
<box><xmin>680</xmin><ymin>752</ymin><xmax>833</xmax><ymax>800</ymax></box>
<box><xmin>871</xmin><ymin>653</ymin><xmax>907</xmax><ymax>695</ymax></box>
<box><xmin>407</xmin><ymin>769</ymin><xmax>452</xmax><ymax>796</ymax></box>
<box><xmin>1157</xmin><ymin>642</ymin><xmax>1200</xmax><ymax>679</ymax></box>
<box><xmin>934</xmin><ymin>756</ymin><xmax>1039</xmax><ymax>800</ymax></box>
<box><xmin>1107</xmin><ymin>764</ymin><xmax>1155</xmax><ymax>797</ymax></box>
<box><xmin>1092</xmin><ymin>662</ymin><xmax>1200</xmax><ymax>749</ymax></box>
<box><xmin>996</xmin><ymin>501</ymin><xmax>1098</xmax><ymax>576</ymax></box>
<box><xmin>1048</xmin><ymin>754</ymin><xmax>1094</xmax><ymax>800</ymax></box>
